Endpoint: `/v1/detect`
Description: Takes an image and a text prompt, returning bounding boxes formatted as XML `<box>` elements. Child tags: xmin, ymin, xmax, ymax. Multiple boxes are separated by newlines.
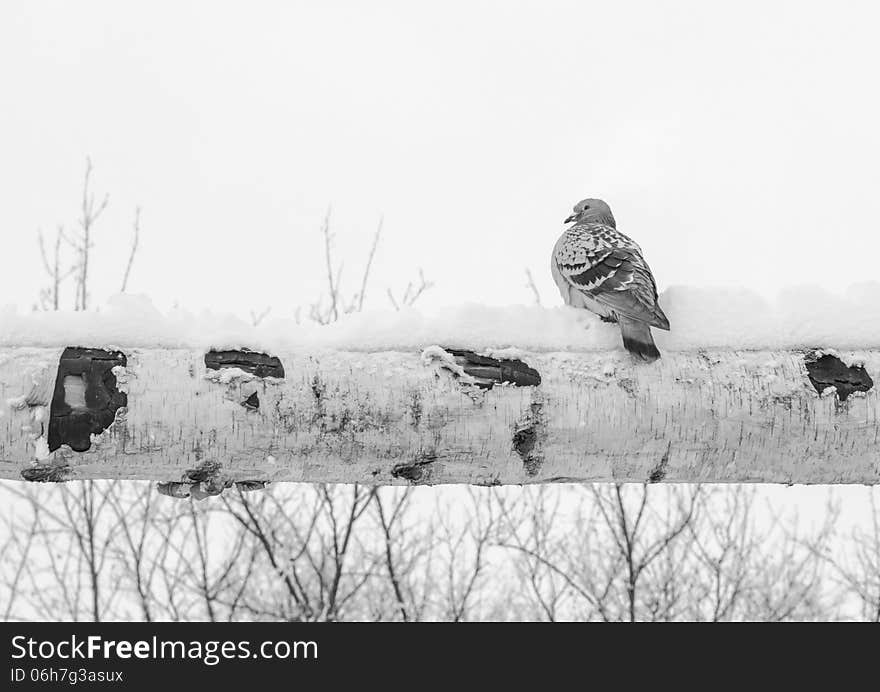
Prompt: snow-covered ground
<box><xmin>3</xmin><ymin>284</ymin><xmax>880</xmax><ymax>353</ymax></box>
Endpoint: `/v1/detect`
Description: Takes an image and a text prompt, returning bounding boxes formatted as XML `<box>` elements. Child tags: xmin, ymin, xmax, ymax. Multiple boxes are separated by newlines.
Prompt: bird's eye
<box><xmin>583</xmin><ymin>205</ymin><xmax>590</xmax><ymax>210</ymax></box>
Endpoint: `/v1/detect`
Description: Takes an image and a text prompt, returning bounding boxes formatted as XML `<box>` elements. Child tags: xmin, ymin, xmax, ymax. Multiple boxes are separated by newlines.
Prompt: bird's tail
<box><xmin>619</xmin><ymin>317</ymin><xmax>661</xmax><ymax>362</ymax></box>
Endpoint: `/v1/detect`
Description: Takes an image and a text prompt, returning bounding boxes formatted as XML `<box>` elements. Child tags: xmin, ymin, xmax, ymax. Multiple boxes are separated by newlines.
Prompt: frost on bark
<box><xmin>0</xmin><ymin>345</ymin><xmax>877</xmax><ymax>488</ymax></box>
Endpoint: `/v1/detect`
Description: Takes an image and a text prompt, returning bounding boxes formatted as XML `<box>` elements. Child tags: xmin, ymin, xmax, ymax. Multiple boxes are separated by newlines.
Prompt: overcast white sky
<box><xmin>2</xmin><ymin>1</ymin><xmax>879</xmax><ymax>316</ymax></box>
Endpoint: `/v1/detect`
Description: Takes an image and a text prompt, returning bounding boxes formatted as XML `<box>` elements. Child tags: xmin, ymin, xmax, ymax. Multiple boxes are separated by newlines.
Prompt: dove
<box><xmin>551</xmin><ymin>198</ymin><xmax>669</xmax><ymax>361</ymax></box>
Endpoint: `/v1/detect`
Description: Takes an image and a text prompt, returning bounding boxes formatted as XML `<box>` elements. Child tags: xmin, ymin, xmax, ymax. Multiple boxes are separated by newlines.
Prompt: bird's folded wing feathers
<box><xmin>555</xmin><ymin>229</ymin><xmax>669</xmax><ymax>330</ymax></box>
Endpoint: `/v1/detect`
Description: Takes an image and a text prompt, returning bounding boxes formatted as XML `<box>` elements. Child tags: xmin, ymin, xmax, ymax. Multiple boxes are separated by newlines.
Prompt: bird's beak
<box><xmin>564</xmin><ymin>213</ymin><xmax>577</xmax><ymax>224</ymax></box>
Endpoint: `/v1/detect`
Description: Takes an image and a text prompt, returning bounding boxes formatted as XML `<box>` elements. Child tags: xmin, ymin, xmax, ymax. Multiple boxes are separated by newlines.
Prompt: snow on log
<box><xmin>3</xmin><ymin>291</ymin><xmax>880</xmax><ymax>489</ymax></box>
<box><xmin>1</xmin><ymin>342</ymin><xmax>878</xmax><ymax>488</ymax></box>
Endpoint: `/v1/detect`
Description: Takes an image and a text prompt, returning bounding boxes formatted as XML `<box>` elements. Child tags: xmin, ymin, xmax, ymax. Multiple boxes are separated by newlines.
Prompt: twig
<box><xmin>37</xmin><ymin>226</ymin><xmax>65</xmax><ymax>311</ymax></box>
<box><xmin>525</xmin><ymin>268</ymin><xmax>542</xmax><ymax>305</ymax></box>
<box><xmin>250</xmin><ymin>307</ymin><xmax>271</xmax><ymax>327</ymax></box>
<box><xmin>386</xmin><ymin>288</ymin><xmax>399</xmax><ymax>311</ymax></box>
<box><xmin>120</xmin><ymin>207</ymin><xmax>141</xmax><ymax>293</ymax></box>
<box><xmin>322</xmin><ymin>208</ymin><xmax>339</xmax><ymax>323</ymax></box>
<box><xmin>356</xmin><ymin>216</ymin><xmax>383</xmax><ymax>313</ymax></box>
<box><xmin>387</xmin><ymin>268</ymin><xmax>434</xmax><ymax>311</ymax></box>
<box><xmin>75</xmin><ymin>157</ymin><xmax>109</xmax><ymax>311</ymax></box>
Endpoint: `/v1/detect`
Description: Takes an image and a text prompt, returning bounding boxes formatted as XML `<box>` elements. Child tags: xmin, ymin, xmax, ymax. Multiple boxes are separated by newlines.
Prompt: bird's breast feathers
<box><xmin>554</xmin><ymin>223</ymin><xmax>643</xmax><ymax>288</ymax></box>
<box><xmin>552</xmin><ymin>222</ymin><xmax>668</xmax><ymax>329</ymax></box>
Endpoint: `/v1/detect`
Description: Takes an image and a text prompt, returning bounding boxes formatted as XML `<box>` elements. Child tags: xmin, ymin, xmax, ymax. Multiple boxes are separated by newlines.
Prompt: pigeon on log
<box><xmin>551</xmin><ymin>198</ymin><xmax>669</xmax><ymax>361</ymax></box>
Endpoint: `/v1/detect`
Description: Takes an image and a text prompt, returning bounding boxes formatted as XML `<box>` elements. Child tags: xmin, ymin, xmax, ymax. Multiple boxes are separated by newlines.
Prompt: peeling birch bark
<box><xmin>0</xmin><ymin>346</ymin><xmax>878</xmax><ymax>487</ymax></box>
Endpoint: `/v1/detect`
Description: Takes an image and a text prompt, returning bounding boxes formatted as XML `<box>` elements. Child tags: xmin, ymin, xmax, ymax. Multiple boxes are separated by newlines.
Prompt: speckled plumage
<box><xmin>552</xmin><ymin>198</ymin><xmax>669</xmax><ymax>360</ymax></box>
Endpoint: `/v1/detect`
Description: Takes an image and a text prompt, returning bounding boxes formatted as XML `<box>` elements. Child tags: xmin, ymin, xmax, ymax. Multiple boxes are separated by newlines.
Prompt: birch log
<box><xmin>0</xmin><ymin>345</ymin><xmax>877</xmax><ymax>489</ymax></box>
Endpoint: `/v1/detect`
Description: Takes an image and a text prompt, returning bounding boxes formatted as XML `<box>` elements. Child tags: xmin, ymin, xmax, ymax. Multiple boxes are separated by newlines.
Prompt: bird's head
<box><xmin>564</xmin><ymin>198</ymin><xmax>616</xmax><ymax>228</ymax></box>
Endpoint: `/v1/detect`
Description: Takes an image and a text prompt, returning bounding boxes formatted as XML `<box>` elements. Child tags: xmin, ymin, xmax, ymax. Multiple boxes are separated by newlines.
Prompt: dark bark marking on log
<box><xmin>186</xmin><ymin>460</ymin><xmax>223</xmax><ymax>485</ymax></box>
<box><xmin>307</xmin><ymin>374</ymin><xmax>387</xmax><ymax>435</ymax></box>
<box><xmin>513</xmin><ymin>401</ymin><xmax>545</xmax><ymax>477</ymax></box>
<box><xmin>310</xmin><ymin>374</ymin><xmax>328</xmax><ymax>429</ymax></box>
<box><xmin>157</xmin><ymin>461</ymin><xmax>270</xmax><ymax>500</ymax></box>
<box><xmin>698</xmin><ymin>351</ymin><xmax>722</xmax><ymax>367</ymax></box>
<box><xmin>309</xmin><ymin>374</ymin><xmax>354</xmax><ymax>433</ymax></box>
<box><xmin>157</xmin><ymin>478</ymin><xmax>267</xmax><ymax>500</ymax></box>
<box><xmin>185</xmin><ymin>460</ymin><xmax>232</xmax><ymax>497</ymax></box>
<box><xmin>617</xmin><ymin>377</ymin><xmax>638</xmax><ymax>397</ymax></box>
<box><xmin>334</xmin><ymin>408</ymin><xmax>352</xmax><ymax>433</ymax></box>
<box><xmin>241</xmin><ymin>391</ymin><xmax>260</xmax><ymax>411</ymax></box>
<box><xmin>21</xmin><ymin>463</ymin><xmax>72</xmax><ymax>483</ymax></box>
<box><xmin>47</xmin><ymin>347</ymin><xmax>127</xmax><ymax>453</ymax></box>
<box><xmin>805</xmin><ymin>353</ymin><xmax>874</xmax><ymax>401</ymax></box>
<box><xmin>648</xmin><ymin>442</ymin><xmax>672</xmax><ymax>483</ymax></box>
<box><xmin>311</xmin><ymin>374</ymin><xmax>325</xmax><ymax>401</ymax></box>
<box><xmin>204</xmin><ymin>349</ymin><xmax>285</xmax><ymax>378</ymax></box>
<box><xmin>236</xmin><ymin>480</ymin><xmax>268</xmax><ymax>492</ymax></box>
<box><xmin>157</xmin><ymin>481</ymin><xmax>194</xmax><ymax>499</ymax></box>
<box><xmin>444</xmin><ymin>349</ymin><xmax>541</xmax><ymax>389</ymax></box>
<box><xmin>391</xmin><ymin>452</ymin><xmax>437</xmax><ymax>483</ymax></box>
<box><xmin>190</xmin><ymin>480</ymin><xmax>230</xmax><ymax>498</ymax></box>
<box><xmin>409</xmin><ymin>391</ymin><xmax>423</xmax><ymax>429</ymax></box>
<box><xmin>513</xmin><ymin>427</ymin><xmax>537</xmax><ymax>461</ymax></box>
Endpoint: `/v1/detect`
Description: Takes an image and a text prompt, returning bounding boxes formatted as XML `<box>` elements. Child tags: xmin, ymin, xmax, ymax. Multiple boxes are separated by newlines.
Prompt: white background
<box><xmin>2</xmin><ymin>1</ymin><xmax>879</xmax><ymax>315</ymax></box>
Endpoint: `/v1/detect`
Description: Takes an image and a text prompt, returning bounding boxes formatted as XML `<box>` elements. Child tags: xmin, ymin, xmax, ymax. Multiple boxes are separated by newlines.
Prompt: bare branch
<box><xmin>356</xmin><ymin>217</ymin><xmax>383</xmax><ymax>313</ymax></box>
<box><xmin>250</xmin><ymin>307</ymin><xmax>271</xmax><ymax>327</ymax></box>
<box><xmin>74</xmin><ymin>157</ymin><xmax>109</xmax><ymax>311</ymax></box>
<box><xmin>120</xmin><ymin>207</ymin><xmax>141</xmax><ymax>293</ymax></box>
<box><xmin>387</xmin><ymin>268</ymin><xmax>434</xmax><ymax>310</ymax></box>
<box><xmin>37</xmin><ymin>226</ymin><xmax>65</xmax><ymax>311</ymax></box>
<box><xmin>322</xmin><ymin>208</ymin><xmax>339</xmax><ymax>323</ymax></box>
<box><xmin>525</xmin><ymin>268</ymin><xmax>542</xmax><ymax>305</ymax></box>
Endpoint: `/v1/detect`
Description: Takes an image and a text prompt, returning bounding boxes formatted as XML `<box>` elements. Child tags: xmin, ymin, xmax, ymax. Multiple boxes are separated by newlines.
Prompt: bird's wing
<box><xmin>554</xmin><ymin>224</ymin><xmax>669</xmax><ymax>330</ymax></box>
